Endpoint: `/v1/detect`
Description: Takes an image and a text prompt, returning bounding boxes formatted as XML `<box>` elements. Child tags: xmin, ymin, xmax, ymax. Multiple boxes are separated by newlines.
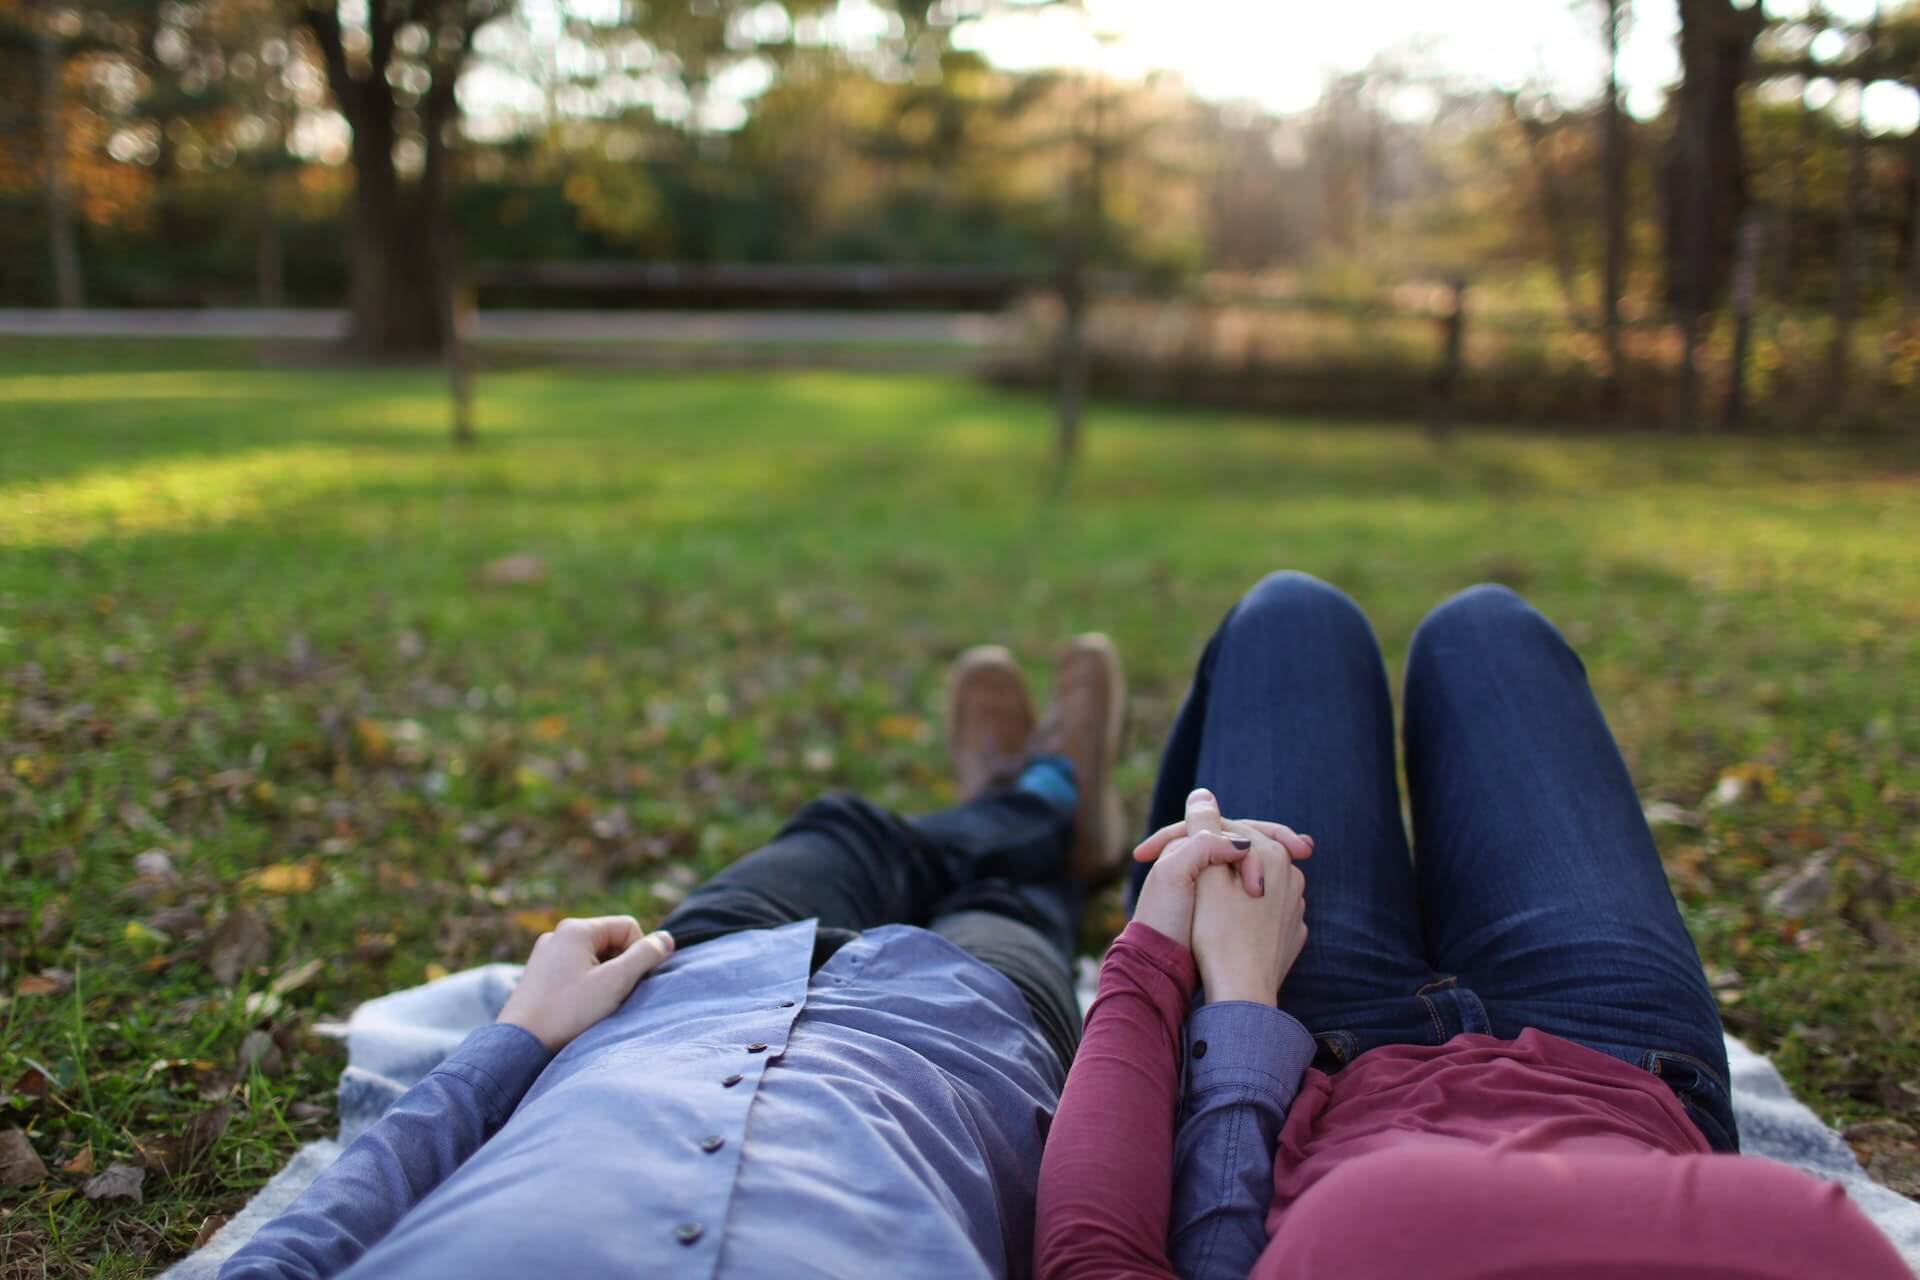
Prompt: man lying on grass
<box><xmin>221</xmin><ymin>637</ymin><xmax>1140</xmax><ymax>1279</ymax></box>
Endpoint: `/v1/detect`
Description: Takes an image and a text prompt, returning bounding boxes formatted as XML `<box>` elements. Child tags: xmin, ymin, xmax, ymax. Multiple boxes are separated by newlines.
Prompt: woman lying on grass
<box><xmin>1036</xmin><ymin>573</ymin><xmax>1906</xmax><ymax>1280</ymax></box>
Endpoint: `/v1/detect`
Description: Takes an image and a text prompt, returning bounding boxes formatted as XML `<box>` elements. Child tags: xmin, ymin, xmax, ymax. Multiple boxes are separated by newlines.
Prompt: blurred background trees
<box><xmin>3</xmin><ymin>0</ymin><xmax>1918</xmax><ymax>427</ymax></box>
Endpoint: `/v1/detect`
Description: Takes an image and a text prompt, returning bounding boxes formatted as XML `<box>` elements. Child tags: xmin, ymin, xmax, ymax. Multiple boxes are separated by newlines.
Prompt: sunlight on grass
<box><xmin>0</xmin><ymin>446</ymin><xmax>380</xmax><ymax>548</ymax></box>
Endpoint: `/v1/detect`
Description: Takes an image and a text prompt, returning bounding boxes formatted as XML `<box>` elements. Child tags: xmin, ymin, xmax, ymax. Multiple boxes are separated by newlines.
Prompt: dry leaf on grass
<box><xmin>237</xmin><ymin>1030</ymin><xmax>283</xmax><ymax>1077</ymax></box>
<box><xmin>510</xmin><ymin>907</ymin><xmax>564</xmax><ymax>934</ymax></box>
<box><xmin>246</xmin><ymin>861</ymin><xmax>318</xmax><ymax>895</ymax></box>
<box><xmin>1765</xmin><ymin>850</ymin><xmax>1834</xmax><ymax>919</ymax></box>
<box><xmin>11</xmin><ymin>1065</ymin><xmax>50</xmax><ymax>1101</ymax></box>
<box><xmin>480</xmin><ymin>553</ymin><xmax>549</xmax><ymax>587</ymax></box>
<box><xmin>207</xmin><ymin>907</ymin><xmax>269</xmax><ymax>986</ymax></box>
<box><xmin>137</xmin><ymin>1103</ymin><xmax>230</xmax><ymax>1176</ymax></box>
<box><xmin>0</xmin><ymin>1128</ymin><xmax>47</xmax><ymax>1187</ymax></box>
<box><xmin>193</xmin><ymin>1214</ymin><xmax>230</xmax><ymax>1249</ymax></box>
<box><xmin>82</xmin><ymin>1163</ymin><xmax>145</xmax><ymax>1204</ymax></box>
<box><xmin>61</xmin><ymin>1144</ymin><xmax>93</xmax><ymax>1175</ymax></box>
<box><xmin>15</xmin><ymin>969</ymin><xmax>73</xmax><ymax>998</ymax></box>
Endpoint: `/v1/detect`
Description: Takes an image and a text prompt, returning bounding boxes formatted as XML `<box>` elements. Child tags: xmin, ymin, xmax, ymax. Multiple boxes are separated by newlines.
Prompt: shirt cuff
<box><xmin>431</xmin><ymin>1023</ymin><xmax>554</xmax><ymax>1125</ymax></box>
<box><xmin>1185</xmin><ymin>1001</ymin><xmax>1315</xmax><ymax>1100</ymax></box>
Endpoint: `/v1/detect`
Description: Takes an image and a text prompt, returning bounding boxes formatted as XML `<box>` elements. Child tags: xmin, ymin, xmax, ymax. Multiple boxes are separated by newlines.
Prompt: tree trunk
<box><xmin>35</xmin><ymin>3</ymin><xmax>83</xmax><ymax>309</ymax></box>
<box><xmin>305</xmin><ymin>2</ymin><xmax>458</xmax><ymax>361</ymax></box>
<box><xmin>1907</xmin><ymin>126</ymin><xmax>1920</xmax><ymax>331</ymax></box>
<box><xmin>1601</xmin><ymin>0</ymin><xmax>1628</xmax><ymax>420</ymax></box>
<box><xmin>1663</xmin><ymin>0</ymin><xmax>1764</xmax><ymax>317</ymax></box>
<box><xmin>345</xmin><ymin>108</ymin><xmax>445</xmax><ymax>360</ymax></box>
<box><xmin>1723</xmin><ymin>212</ymin><xmax>1763</xmax><ymax>430</ymax></box>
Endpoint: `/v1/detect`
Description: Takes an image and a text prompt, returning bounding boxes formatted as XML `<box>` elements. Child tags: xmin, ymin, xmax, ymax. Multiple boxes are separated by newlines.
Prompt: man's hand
<box><xmin>1190</xmin><ymin>841</ymin><xmax>1307</xmax><ymax>1007</ymax></box>
<box><xmin>497</xmin><ymin>916</ymin><xmax>675</xmax><ymax>1052</ymax></box>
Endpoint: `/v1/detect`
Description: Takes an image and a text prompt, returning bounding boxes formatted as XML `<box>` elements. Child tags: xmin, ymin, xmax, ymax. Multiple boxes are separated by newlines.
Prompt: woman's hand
<box><xmin>497</xmin><ymin>916</ymin><xmax>675</xmax><ymax>1052</ymax></box>
<box><xmin>1132</xmin><ymin>787</ymin><xmax>1311</xmax><ymax>995</ymax></box>
<box><xmin>1132</xmin><ymin>788</ymin><xmax>1297</xmax><ymax>951</ymax></box>
<box><xmin>1190</xmin><ymin>840</ymin><xmax>1308</xmax><ymax>1007</ymax></box>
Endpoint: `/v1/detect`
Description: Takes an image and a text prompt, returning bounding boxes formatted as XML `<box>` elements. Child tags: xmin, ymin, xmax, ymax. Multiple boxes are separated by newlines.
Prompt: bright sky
<box><xmin>439</xmin><ymin>0</ymin><xmax>1920</xmax><ymax>150</ymax></box>
<box><xmin>953</xmin><ymin>0</ymin><xmax>1920</xmax><ymax>130</ymax></box>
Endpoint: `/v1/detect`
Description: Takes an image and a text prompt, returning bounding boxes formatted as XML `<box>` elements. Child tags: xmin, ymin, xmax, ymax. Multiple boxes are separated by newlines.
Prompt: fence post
<box><xmin>444</xmin><ymin>228</ymin><xmax>476</xmax><ymax>447</ymax></box>
<box><xmin>1722</xmin><ymin>212</ymin><xmax>1765</xmax><ymax>431</ymax></box>
<box><xmin>449</xmin><ymin>278</ymin><xmax>476</xmax><ymax>449</ymax></box>
<box><xmin>1428</xmin><ymin>277</ymin><xmax>1468</xmax><ymax>441</ymax></box>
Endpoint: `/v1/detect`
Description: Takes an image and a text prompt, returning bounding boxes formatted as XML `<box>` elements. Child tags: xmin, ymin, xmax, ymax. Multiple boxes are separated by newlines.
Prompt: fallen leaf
<box><xmin>424</xmin><ymin>962</ymin><xmax>450</xmax><ymax>982</ymax></box>
<box><xmin>82</xmin><ymin>1163</ymin><xmax>144</xmax><ymax>1204</ymax></box>
<box><xmin>132</xmin><ymin>849</ymin><xmax>178</xmax><ymax>884</ymax></box>
<box><xmin>352</xmin><ymin>718</ymin><xmax>389</xmax><ymax>762</ymax></box>
<box><xmin>61</xmin><ymin>1144</ymin><xmax>93</xmax><ymax>1175</ymax></box>
<box><xmin>145</xmin><ymin>904</ymin><xmax>204</xmax><ymax>937</ymax></box>
<box><xmin>532</xmin><ymin>714</ymin><xmax>569</xmax><ymax>742</ymax></box>
<box><xmin>138</xmin><ymin>1103</ymin><xmax>229</xmax><ymax>1175</ymax></box>
<box><xmin>510</xmin><ymin>907</ymin><xmax>564</xmax><ymax>934</ymax></box>
<box><xmin>480</xmin><ymin>553</ymin><xmax>549</xmax><ymax>587</ymax></box>
<box><xmin>873</xmin><ymin>715</ymin><xmax>929</xmax><ymax>744</ymax></box>
<box><xmin>0</xmin><ymin>1128</ymin><xmax>47</xmax><ymax>1187</ymax></box>
<box><xmin>1642</xmin><ymin>800</ymin><xmax>1702</xmax><ymax>829</ymax></box>
<box><xmin>246</xmin><ymin>861</ymin><xmax>318</xmax><ymax>895</ymax></box>
<box><xmin>289</xmin><ymin>1101</ymin><xmax>331</xmax><ymax>1122</ymax></box>
<box><xmin>269</xmin><ymin>957</ymin><xmax>325</xmax><ymax>997</ymax></box>
<box><xmin>1844</xmin><ymin>1119</ymin><xmax>1917</xmax><ymax>1144</ymax></box>
<box><xmin>206</xmin><ymin>907</ymin><xmax>269</xmax><ymax>986</ymax></box>
<box><xmin>123</xmin><ymin>920</ymin><xmax>169</xmax><ymax>946</ymax></box>
<box><xmin>11</xmin><ymin>1065</ymin><xmax>50</xmax><ymax>1101</ymax></box>
<box><xmin>1765</xmin><ymin>850</ymin><xmax>1833</xmax><ymax>919</ymax></box>
<box><xmin>16</xmin><ymin>969</ymin><xmax>73</xmax><ymax>998</ymax></box>
<box><xmin>590</xmin><ymin>808</ymin><xmax>633</xmax><ymax>841</ymax></box>
<box><xmin>237</xmin><ymin>1031</ymin><xmax>283</xmax><ymax>1077</ymax></box>
<box><xmin>193</xmin><ymin>1214</ymin><xmax>230</xmax><ymax>1249</ymax></box>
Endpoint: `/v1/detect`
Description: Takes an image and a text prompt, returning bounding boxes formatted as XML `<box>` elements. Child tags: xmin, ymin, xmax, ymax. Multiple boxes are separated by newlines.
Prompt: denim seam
<box><xmin>1417</xmin><ymin>990</ymin><xmax>1447</xmax><ymax>1044</ymax></box>
<box><xmin>432</xmin><ymin>1060</ymin><xmax>510</xmax><ymax>1126</ymax></box>
<box><xmin>1190</xmin><ymin>1066</ymin><xmax>1299</xmax><ymax>1094</ymax></box>
<box><xmin>1194</xmin><ymin>1083</ymin><xmax>1250</xmax><ymax>1279</ymax></box>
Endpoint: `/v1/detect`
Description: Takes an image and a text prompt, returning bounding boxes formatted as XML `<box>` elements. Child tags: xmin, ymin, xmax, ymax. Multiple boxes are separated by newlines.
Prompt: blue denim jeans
<box><xmin>1129</xmin><ymin>572</ymin><xmax>1738</xmax><ymax>1151</ymax></box>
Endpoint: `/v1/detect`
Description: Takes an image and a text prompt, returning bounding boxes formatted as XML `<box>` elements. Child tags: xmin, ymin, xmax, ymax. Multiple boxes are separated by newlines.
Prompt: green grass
<box><xmin>2</xmin><ymin>339</ymin><xmax>1917</xmax><ymax>1274</ymax></box>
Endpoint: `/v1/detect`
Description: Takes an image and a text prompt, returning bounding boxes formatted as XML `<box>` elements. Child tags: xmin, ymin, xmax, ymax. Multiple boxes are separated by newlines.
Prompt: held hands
<box><xmin>497</xmin><ymin>916</ymin><xmax>675</xmax><ymax>1052</ymax></box>
<box><xmin>1132</xmin><ymin>788</ymin><xmax>1311</xmax><ymax>1006</ymax></box>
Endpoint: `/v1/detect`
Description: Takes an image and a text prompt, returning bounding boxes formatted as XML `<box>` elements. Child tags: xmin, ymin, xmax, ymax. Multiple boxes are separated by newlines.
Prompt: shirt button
<box><xmin>746</xmin><ymin>1042</ymin><xmax>769</xmax><ymax>1053</ymax></box>
<box><xmin>721</xmin><ymin>1073</ymin><xmax>744</xmax><ymax>1088</ymax></box>
<box><xmin>1193</xmin><ymin>1040</ymin><xmax>1209</xmax><ymax>1060</ymax></box>
<box><xmin>675</xmin><ymin>1223</ymin><xmax>704</xmax><ymax>1246</ymax></box>
<box><xmin>700</xmin><ymin>1135</ymin><xmax>725</xmax><ymax>1153</ymax></box>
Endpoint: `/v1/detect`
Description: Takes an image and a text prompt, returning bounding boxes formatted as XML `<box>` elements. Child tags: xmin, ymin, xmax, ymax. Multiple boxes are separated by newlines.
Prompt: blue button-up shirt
<box><xmin>222</xmin><ymin>920</ymin><xmax>1065</xmax><ymax>1280</ymax></box>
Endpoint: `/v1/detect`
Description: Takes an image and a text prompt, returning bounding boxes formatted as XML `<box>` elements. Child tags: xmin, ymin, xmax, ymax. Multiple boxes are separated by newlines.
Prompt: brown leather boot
<box><xmin>1031</xmin><ymin>634</ymin><xmax>1126</xmax><ymax>882</ymax></box>
<box><xmin>946</xmin><ymin>645</ymin><xmax>1036</xmax><ymax>804</ymax></box>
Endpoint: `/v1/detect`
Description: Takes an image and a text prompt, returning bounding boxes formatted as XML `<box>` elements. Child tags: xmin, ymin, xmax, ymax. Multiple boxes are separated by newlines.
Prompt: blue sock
<box><xmin>1016</xmin><ymin>755</ymin><xmax>1077</xmax><ymax>814</ymax></box>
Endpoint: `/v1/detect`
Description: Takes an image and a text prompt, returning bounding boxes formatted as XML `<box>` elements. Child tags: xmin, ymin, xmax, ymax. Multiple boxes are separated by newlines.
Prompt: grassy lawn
<box><xmin>2</xmin><ymin>339</ymin><xmax>1916</xmax><ymax>1274</ymax></box>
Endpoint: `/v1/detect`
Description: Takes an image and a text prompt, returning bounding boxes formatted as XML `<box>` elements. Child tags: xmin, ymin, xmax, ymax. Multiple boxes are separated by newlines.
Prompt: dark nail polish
<box><xmin>1228</xmin><ymin>835</ymin><xmax>1252</xmax><ymax>850</ymax></box>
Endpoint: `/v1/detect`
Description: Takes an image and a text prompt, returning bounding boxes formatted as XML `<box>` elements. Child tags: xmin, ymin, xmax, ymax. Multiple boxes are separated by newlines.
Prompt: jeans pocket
<box><xmin>1312</xmin><ymin>1030</ymin><xmax>1359</xmax><ymax>1073</ymax></box>
<box><xmin>1642</xmin><ymin>1049</ymin><xmax>1739</xmax><ymax>1153</ymax></box>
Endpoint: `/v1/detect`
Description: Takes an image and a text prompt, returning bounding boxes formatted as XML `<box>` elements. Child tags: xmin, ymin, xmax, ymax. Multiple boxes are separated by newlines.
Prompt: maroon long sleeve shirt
<box><xmin>1037</xmin><ymin>922</ymin><xmax>1908</xmax><ymax>1280</ymax></box>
